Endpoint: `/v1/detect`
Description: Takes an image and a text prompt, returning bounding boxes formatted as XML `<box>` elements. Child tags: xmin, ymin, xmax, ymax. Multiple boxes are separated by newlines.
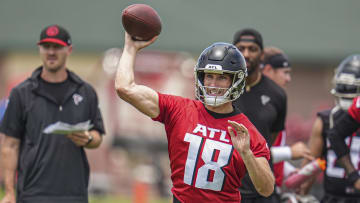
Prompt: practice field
<box><xmin>0</xmin><ymin>190</ymin><xmax>171</xmax><ymax>203</ymax></box>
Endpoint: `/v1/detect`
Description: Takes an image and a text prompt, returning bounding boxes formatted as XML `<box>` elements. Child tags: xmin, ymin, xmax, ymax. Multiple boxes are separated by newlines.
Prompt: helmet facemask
<box><xmin>331</xmin><ymin>82</ymin><xmax>360</xmax><ymax>110</ymax></box>
<box><xmin>195</xmin><ymin>69</ymin><xmax>246</xmax><ymax>106</ymax></box>
<box><xmin>331</xmin><ymin>59</ymin><xmax>360</xmax><ymax>110</ymax></box>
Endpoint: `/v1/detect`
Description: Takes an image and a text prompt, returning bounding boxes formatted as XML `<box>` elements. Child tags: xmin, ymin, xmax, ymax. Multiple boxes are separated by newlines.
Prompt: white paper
<box><xmin>43</xmin><ymin>120</ymin><xmax>93</xmax><ymax>135</ymax></box>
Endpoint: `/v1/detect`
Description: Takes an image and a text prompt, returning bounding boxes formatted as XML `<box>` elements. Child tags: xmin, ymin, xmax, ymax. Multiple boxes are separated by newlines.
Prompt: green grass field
<box><xmin>0</xmin><ymin>190</ymin><xmax>171</xmax><ymax>203</ymax></box>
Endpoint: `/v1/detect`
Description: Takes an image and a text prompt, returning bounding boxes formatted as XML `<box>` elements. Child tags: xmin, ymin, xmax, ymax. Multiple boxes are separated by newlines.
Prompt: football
<box><xmin>121</xmin><ymin>4</ymin><xmax>162</xmax><ymax>41</ymax></box>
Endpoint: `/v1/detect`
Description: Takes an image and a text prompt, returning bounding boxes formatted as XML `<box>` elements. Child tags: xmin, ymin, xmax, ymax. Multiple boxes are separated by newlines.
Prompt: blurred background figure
<box><xmin>0</xmin><ymin>24</ymin><xmax>105</xmax><ymax>203</ymax></box>
<box><xmin>0</xmin><ymin>51</ymin><xmax>8</xmax><ymax>122</ymax></box>
<box><xmin>262</xmin><ymin>46</ymin><xmax>292</xmax><ymax>88</ymax></box>
<box><xmin>300</xmin><ymin>55</ymin><xmax>360</xmax><ymax>203</ymax></box>
<box><xmin>0</xmin><ymin>51</ymin><xmax>9</xmax><ymax>192</ymax></box>
<box><xmin>262</xmin><ymin>46</ymin><xmax>313</xmax><ymax>191</ymax></box>
<box><xmin>233</xmin><ymin>28</ymin><xmax>286</xmax><ymax>203</ymax></box>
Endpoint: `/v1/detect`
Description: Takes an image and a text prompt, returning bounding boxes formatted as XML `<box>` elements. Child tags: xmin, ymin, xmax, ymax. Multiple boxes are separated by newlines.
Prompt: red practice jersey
<box><xmin>152</xmin><ymin>93</ymin><xmax>270</xmax><ymax>203</ymax></box>
<box><xmin>349</xmin><ymin>96</ymin><xmax>360</xmax><ymax>122</ymax></box>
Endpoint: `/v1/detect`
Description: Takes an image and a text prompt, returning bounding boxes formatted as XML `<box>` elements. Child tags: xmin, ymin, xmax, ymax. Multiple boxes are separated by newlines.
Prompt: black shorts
<box><xmin>173</xmin><ymin>193</ymin><xmax>280</xmax><ymax>203</ymax></box>
<box><xmin>241</xmin><ymin>193</ymin><xmax>280</xmax><ymax>203</ymax></box>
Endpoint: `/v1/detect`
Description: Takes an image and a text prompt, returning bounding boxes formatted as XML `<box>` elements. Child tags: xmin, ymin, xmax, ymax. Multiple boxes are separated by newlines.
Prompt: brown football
<box><xmin>121</xmin><ymin>4</ymin><xmax>162</xmax><ymax>41</ymax></box>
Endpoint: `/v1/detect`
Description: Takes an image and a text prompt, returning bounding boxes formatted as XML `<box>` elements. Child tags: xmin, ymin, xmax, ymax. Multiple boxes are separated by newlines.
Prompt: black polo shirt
<box><xmin>234</xmin><ymin>75</ymin><xmax>287</xmax><ymax>145</ymax></box>
<box><xmin>233</xmin><ymin>75</ymin><xmax>287</xmax><ymax>197</ymax></box>
<box><xmin>0</xmin><ymin>67</ymin><xmax>105</xmax><ymax>203</ymax></box>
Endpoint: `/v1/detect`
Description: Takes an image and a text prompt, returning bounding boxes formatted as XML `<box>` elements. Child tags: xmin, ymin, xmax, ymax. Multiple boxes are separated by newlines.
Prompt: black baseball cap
<box><xmin>38</xmin><ymin>24</ymin><xmax>72</xmax><ymax>46</ymax></box>
<box><xmin>232</xmin><ymin>28</ymin><xmax>263</xmax><ymax>50</ymax></box>
<box><xmin>264</xmin><ymin>54</ymin><xmax>291</xmax><ymax>69</ymax></box>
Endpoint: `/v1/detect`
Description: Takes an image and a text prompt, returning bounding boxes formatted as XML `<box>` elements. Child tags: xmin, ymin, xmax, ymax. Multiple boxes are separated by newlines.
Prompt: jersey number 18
<box><xmin>183</xmin><ymin>133</ymin><xmax>233</xmax><ymax>191</ymax></box>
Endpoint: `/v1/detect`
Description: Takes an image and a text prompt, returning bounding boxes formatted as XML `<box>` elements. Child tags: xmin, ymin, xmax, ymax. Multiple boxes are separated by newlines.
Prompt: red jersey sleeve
<box><xmin>348</xmin><ymin>96</ymin><xmax>360</xmax><ymax>123</ymax></box>
<box><xmin>152</xmin><ymin>92</ymin><xmax>189</xmax><ymax>126</ymax></box>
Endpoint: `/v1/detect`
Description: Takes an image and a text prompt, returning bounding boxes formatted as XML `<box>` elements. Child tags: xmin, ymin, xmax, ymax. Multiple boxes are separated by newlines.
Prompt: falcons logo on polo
<box><xmin>73</xmin><ymin>94</ymin><xmax>83</xmax><ymax>106</ymax></box>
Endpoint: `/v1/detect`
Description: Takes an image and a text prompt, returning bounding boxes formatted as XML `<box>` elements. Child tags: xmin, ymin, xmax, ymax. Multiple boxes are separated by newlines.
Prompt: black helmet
<box><xmin>331</xmin><ymin>54</ymin><xmax>360</xmax><ymax>110</ymax></box>
<box><xmin>195</xmin><ymin>42</ymin><xmax>247</xmax><ymax>106</ymax></box>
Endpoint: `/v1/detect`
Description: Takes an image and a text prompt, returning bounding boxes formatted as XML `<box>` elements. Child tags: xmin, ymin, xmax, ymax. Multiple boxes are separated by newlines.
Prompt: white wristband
<box><xmin>271</xmin><ymin>146</ymin><xmax>292</xmax><ymax>163</ymax></box>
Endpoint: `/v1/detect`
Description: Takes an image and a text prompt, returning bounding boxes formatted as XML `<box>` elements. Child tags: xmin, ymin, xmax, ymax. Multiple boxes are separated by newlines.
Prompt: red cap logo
<box><xmin>46</xmin><ymin>26</ymin><xmax>59</xmax><ymax>36</ymax></box>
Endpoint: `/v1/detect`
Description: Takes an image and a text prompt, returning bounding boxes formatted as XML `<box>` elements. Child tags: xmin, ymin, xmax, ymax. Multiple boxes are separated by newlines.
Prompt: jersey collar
<box><xmin>203</xmin><ymin>104</ymin><xmax>242</xmax><ymax>119</ymax></box>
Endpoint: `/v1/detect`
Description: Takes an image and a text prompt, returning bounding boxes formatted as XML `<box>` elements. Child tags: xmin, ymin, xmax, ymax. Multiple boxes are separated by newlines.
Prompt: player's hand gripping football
<box><xmin>227</xmin><ymin>120</ymin><xmax>250</xmax><ymax>155</ymax></box>
<box><xmin>124</xmin><ymin>32</ymin><xmax>157</xmax><ymax>52</ymax></box>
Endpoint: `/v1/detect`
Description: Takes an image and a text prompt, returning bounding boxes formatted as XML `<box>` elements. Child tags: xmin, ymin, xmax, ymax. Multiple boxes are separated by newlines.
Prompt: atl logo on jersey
<box><xmin>192</xmin><ymin>123</ymin><xmax>230</xmax><ymax>143</ymax></box>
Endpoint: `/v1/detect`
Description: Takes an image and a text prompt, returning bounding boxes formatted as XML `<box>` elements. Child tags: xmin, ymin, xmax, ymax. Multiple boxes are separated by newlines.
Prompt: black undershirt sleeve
<box><xmin>328</xmin><ymin>112</ymin><xmax>359</xmax><ymax>159</ymax></box>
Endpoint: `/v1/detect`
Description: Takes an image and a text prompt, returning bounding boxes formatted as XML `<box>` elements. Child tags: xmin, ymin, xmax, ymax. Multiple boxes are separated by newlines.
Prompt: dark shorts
<box><xmin>173</xmin><ymin>193</ymin><xmax>280</xmax><ymax>203</ymax></box>
<box><xmin>241</xmin><ymin>193</ymin><xmax>280</xmax><ymax>203</ymax></box>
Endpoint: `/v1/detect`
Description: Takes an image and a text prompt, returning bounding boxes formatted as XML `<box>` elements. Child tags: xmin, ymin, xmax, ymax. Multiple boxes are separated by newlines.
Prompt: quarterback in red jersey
<box><xmin>115</xmin><ymin>32</ymin><xmax>274</xmax><ymax>202</ymax></box>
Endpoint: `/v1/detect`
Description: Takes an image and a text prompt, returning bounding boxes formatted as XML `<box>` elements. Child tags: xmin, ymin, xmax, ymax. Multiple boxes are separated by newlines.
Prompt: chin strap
<box><xmin>329</xmin><ymin>105</ymin><xmax>341</xmax><ymax>129</ymax></box>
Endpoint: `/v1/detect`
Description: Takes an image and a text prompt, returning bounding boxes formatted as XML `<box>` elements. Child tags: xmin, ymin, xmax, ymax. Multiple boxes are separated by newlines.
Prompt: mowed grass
<box><xmin>0</xmin><ymin>190</ymin><xmax>171</xmax><ymax>203</ymax></box>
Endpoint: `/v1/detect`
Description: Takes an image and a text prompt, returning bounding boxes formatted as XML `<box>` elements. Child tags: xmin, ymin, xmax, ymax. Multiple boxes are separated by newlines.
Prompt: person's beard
<box><xmin>247</xmin><ymin>60</ymin><xmax>260</xmax><ymax>76</ymax></box>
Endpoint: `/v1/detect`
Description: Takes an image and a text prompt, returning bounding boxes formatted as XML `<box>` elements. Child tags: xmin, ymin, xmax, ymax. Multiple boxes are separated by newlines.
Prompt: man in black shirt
<box><xmin>262</xmin><ymin>46</ymin><xmax>313</xmax><ymax>193</ymax></box>
<box><xmin>232</xmin><ymin>28</ymin><xmax>287</xmax><ymax>203</ymax></box>
<box><xmin>0</xmin><ymin>25</ymin><xmax>105</xmax><ymax>203</ymax></box>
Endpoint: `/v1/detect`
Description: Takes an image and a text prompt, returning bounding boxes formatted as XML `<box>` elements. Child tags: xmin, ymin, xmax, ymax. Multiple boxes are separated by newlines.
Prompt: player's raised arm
<box><xmin>115</xmin><ymin>32</ymin><xmax>160</xmax><ymax>118</ymax></box>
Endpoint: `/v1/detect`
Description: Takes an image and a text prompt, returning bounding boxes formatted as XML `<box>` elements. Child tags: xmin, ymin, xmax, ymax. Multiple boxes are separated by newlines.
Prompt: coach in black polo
<box><xmin>232</xmin><ymin>29</ymin><xmax>287</xmax><ymax>203</ymax></box>
<box><xmin>0</xmin><ymin>25</ymin><xmax>105</xmax><ymax>203</ymax></box>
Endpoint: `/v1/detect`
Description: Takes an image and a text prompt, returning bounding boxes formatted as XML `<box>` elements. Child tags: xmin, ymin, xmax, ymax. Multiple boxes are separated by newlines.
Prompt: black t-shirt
<box><xmin>39</xmin><ymin>77</ymin><xmax>73</xmax><ymax>105</ymax></box>
<box><xmin>0</xmin><ymin>67</ymin><xmax>105</xmax><ymax>203</ymax></box>
<box><xmin>318</xmin><ymin>108</ymin><xmax>360</xmax><ymax>197</ymax></box>
<box><xmin>233</xmin><ymin>75</ymin><xmax>287</xmax><ymax>197</ymax></box>
<box><xmin>233</xmin><ymin>75</ymin><xmax>287</xmax><ymax>145</ymax></box>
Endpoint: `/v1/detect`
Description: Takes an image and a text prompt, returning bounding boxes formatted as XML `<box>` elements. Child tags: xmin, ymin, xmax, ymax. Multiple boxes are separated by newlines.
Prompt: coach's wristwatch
<box><xmin>86</xmin><ymin>132</ymin><xmax>94</xmax><ymax>146</ymax></box>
